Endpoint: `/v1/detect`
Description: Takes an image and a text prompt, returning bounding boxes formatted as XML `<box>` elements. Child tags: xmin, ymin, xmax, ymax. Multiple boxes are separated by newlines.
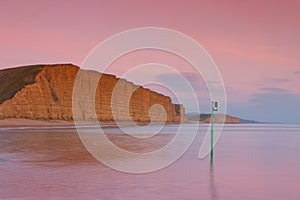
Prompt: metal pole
<box><xmin>211</xmin><ymin>101</ymin><xmax>214</xmax><ymax>161</ymax></box>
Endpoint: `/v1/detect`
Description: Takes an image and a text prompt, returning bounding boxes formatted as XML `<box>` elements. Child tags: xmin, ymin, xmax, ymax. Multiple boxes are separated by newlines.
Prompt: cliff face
<box><xmin>0</xmin><ymin>64</ymin><xmax>184</xmax><ymax>122</ymax></box>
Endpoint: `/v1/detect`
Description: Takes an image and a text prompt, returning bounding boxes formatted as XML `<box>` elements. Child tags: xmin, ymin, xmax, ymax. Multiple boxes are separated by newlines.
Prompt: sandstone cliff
<box><xmin>0</xmin><ymin>64</ymin><xmax>184</xmax><ymax>123</ymax></box>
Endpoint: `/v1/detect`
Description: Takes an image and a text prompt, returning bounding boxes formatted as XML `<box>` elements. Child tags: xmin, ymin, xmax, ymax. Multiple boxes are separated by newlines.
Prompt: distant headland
<box><xmin>186</xmin><ymin>113</ymin><xmax>261</xmax><ymax>124</ymax></box>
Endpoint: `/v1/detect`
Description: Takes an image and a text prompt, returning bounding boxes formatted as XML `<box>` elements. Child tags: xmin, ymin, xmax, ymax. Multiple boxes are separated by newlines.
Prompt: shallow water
<box><xmin>1</xmin><ymin>124</ymin><xmax>300</xmax><ymax>200</ymax></box>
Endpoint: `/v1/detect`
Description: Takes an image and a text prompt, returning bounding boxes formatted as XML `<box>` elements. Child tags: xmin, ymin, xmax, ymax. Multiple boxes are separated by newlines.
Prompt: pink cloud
<box><xmin>1</xmin><ymin>0</ymin><xmax>299</xmax><ymax>113</ymax></box>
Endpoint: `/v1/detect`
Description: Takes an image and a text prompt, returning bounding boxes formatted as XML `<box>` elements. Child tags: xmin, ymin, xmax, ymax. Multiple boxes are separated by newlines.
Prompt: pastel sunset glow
<box><xmin>1</xmin><ymin>0</ymin><xmax>299</xmax><ymax>123</ymax></box>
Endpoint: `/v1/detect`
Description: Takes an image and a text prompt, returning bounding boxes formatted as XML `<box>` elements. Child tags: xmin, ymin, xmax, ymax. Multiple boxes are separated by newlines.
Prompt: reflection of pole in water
<box><xmin>209</xmin><ymin>161</ymin><xmax>218</xmax><ymax>200</ymax></box>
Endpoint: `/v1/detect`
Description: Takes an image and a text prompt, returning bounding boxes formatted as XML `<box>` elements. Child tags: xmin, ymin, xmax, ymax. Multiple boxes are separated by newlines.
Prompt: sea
<box><xmin>1</xmin><ymin>124</ymin><xmax>300</xmax><ymax>200</ymax></box>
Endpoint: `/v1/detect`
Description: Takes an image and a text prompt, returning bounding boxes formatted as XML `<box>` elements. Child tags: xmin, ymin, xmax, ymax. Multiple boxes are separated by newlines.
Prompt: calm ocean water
<box><xmin>1</xmin><ymin>124</ymin><xmax>300</xmax><ymax>200</ymax></box>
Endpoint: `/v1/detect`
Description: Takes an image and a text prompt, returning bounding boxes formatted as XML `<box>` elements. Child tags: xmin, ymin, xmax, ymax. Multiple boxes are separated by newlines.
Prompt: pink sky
<box><xmin>1</xmin><ymin>0</ymin><xmax>300</xmax><ymax>122</ymax></box>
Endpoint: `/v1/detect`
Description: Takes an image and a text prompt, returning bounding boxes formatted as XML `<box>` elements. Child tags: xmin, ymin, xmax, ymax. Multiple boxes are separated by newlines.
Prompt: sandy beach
<box><xmin>0</xmin><ymin>118</ymin><xmax>76</xmax><ymax>128</ymax></box>
<box><xmin>0</xmin><ymin>118</ymin><xmax>183</xmax><ymax>128</ymax></box>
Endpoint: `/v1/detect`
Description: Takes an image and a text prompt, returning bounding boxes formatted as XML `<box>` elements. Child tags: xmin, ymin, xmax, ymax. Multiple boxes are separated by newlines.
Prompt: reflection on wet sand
<box><xmin>0</xmin><ymin>130</ymin><xmax>95</xmax><ymax>166</ymax></box>
<box><xmin>105</xmin><ymin>133</ymin><xmax>175</xmax><ymax>153</ymax></box>
<box><xmin>209</xmin><ymin>159</ymin><xmax>218</xmax><ymax>200</ymax></box>
<box><xmin>0</xmin><ymin>129</ymin><xmax>175</xmax><ymax>167</ymax></box>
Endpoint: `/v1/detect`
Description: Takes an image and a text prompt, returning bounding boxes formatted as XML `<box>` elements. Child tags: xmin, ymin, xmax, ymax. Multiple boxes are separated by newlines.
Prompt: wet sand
<box><xmin>0</xmin><ymin>118</ymin><xmax>75</xmax><ymax>128</ymax></box>
<box><xmin>1</xmin><ymin>124</ymin><xmax>300</xmax><ymax>199</ymax></box>
<box><xmin>0</xmin><ymin>118</ymin><xmax>186</xmax><ymax>128</ymax></box>
<box><xmin>0</xmin><ymin>118</ymin><xmax>130</xmax><ymax>128</ymax></box>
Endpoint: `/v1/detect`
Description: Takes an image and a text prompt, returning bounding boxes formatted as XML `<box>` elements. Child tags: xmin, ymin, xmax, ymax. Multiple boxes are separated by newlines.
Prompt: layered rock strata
<box><xmin>0</xmin><ymin>64</ymin><xmax>184</xmax><ymax>123</ymax></box>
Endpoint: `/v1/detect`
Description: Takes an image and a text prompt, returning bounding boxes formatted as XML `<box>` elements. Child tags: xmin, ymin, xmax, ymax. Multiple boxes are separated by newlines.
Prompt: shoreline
<box><xmin>0</xmin><ymin>118</ymin><xmax>76</xmax><ymax>128</ymax></box>
<box><xmin>0</xmin><ymin>118</ymin><xmax>186</xmax><ymax>129</ymax></box>
<box><xmin>0</xmin><ymin>118</ymin><xmax>259</xmax><ymax>129</ymax></box>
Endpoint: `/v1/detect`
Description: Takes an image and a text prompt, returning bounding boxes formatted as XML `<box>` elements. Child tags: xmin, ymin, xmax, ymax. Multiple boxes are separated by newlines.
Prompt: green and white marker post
<box><xmin>211</xmin><ymin>100</ymin><xmax>218</xmax><ymax>162</ymax></box>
